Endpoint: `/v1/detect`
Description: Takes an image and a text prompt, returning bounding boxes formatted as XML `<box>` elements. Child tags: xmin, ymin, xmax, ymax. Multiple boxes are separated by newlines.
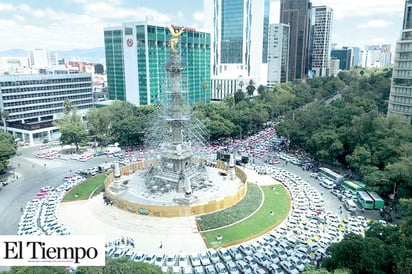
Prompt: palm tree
<box><xmin>63</xmin><ymin>99</ymin><xmax>73</xmax><ymax>115</ymax></box>
<box><xmin>201</xmin><ymin>81</ymin><xmax>208</xmax><ymax>103</ymax></box>
<box><xmin>0</xmin><ymin>109</ymin><xmax>9</xmax><ymax>132</ymax></box>
<box><xmin>246</xmin><ymin>79</ymin><xmax>256</xmax><ymax>98</ymax></box>
<box><xmin>257</xmin><ymin>85</ymin><xmax>267</xmax><ymax>99</ymax></box>
<box><xmin>234</xmin><ymin>89</ymin><xmax>245</xmax><ymax>104</ymax></box>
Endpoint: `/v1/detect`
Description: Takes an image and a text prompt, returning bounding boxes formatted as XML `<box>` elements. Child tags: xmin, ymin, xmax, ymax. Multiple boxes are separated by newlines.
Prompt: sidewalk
<box><xmin>59</xmin><ymin>193</ymin><xmax>208</xmax><ymax>255</ymax></box>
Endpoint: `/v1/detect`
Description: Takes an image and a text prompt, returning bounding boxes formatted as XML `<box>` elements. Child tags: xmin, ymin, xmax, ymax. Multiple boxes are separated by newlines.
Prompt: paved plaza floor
<box><xmin>58</xmin><ymin>167</ymin><xmax>280</xmax><ymax>255</ymax></box>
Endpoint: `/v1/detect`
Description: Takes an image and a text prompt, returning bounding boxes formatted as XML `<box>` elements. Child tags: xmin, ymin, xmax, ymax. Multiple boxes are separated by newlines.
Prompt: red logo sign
<box><xmin>126</xmin><ymin>38</ymin><xmax>133</xmax><ymax>47</ymax></box>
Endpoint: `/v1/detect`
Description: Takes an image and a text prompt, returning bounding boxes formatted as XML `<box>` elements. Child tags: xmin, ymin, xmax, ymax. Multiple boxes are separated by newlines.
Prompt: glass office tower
<box><xmin>205</xmin><ymin>0</ymin><xmax>269</xmax><ymax>82</ymax></box>
<box><xmin>280</xmin><ymin>0</ymin><xmax>312</xmax><ymax>81</ymax></box>
<box><xmin>104</xmin><ymin>22</ymin><xmax>211</xmax><ymax>106</ymax></box>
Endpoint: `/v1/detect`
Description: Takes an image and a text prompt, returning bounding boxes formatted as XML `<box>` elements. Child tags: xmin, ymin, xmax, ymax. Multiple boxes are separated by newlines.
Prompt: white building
<box><xmin>359</xmin><ymin>45</ymin><xmax>392</xmax><ymax>68</ymax></box>
<box><xmin>28</xmin><ymin>48</ymin><xmax>58</xmax><ymax>69</ymax></box>
<box><xmin>311</xmin><ymin>6</ymin><xmax>333</xmax><ymax>77</ymax></box>
<box><xmin>0</xmin><ymin>57</ymin><xmax>30</xmax><ymax>75</ymax></box>
<box><xmin>204</xmin><ymin>0</ymin><xmax>269</xmax><ymax>99</ymax></box>
<box><xmin>0</xmin><ymin>72</ymin><xmax>93</xmax><ymax>145</ymax></box>
<box><xmin>329</xmin><ymin>58</ymin><xmax>340</xmax><ymax>76</ymax></box>
<box><xmin>267</xmin><ymin>23</ymin><xmax>290</xmax><ymax>87</ymax></box>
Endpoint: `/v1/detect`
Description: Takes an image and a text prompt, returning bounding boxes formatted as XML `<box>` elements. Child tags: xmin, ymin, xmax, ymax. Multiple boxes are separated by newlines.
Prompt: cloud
<box><xmin>0</xmin><ymin>3</ymin><xmax>13</xmax><ymax>11</ymax></box>
<box><xmin>357</xmin><ymin>19</ymin><xmax>392</xmax><ymax>29</ymax></box>
<box><xmin>313</xmin><ymin>0</ymin><xmax>404</xmax><ymax>20</ymax></box>
<box><xmin>193</xmin><ymin>11</ymin><xmax>204</xmax><ymax>22</ymax></box>
<box><xmin>0</xmin><ymin>19</ymin><xmax>16</xmax><ymax>27</ymax></box>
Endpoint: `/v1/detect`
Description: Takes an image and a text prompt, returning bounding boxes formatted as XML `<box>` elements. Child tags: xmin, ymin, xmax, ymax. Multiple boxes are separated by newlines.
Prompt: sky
<box><xmin>0</xmin><ymin>0</ymin><xmax>406</xmax><ymax>52</ymax></box>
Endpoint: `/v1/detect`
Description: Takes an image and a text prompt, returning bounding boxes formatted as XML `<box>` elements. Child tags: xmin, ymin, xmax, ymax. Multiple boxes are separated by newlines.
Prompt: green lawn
<box><xmin>62</xmin><ymin>174</ymin><xmax>106</xmax><ymax>202</ymax></box>
<box><xmin>201</xmin><ymin>184</ymin><xmax>290</xmax><ymax>248</ymax></box>
<box><xmin>197</xmin><ymin>183</ymin><xmax>262</xmax><ymax>231</ymax></box>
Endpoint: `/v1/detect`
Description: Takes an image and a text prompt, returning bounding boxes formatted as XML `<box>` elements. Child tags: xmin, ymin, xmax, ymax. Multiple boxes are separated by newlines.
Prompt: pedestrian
<box><xmin>159</xmin><ymin>241</ymin><xmax>163</xmax><ymax>249</ymax></box>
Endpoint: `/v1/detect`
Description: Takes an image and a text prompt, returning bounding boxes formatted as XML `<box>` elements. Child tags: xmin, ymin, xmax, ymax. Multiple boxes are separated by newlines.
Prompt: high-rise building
<box><xmin>104</xmin><ymin>22</ymin><xmax>211</xmax><ymax>106</ymax></box>
<box><xmin>204</xmin><ymin>0</ymin><xmax>269</xmax><ymax>88</ymax></box>
<box><xmin>388</xmin><ymin>0</ymin><xmax>412</xmax><ymax>123</ymax></box>
<box><xmin>310</xmin><ymin>6</ymin><xmax>333</xmax><ymax>77</ymax></box>
<box><xmin>280</xmin><ymin>0</ymin><xmax>312</xmax><ymax>81</ymax></box>
<box><xmin>28</xmin><ymin>48</ymin><xmax>58</xmax><ymax>69</ymax></box>
<box><xmin>331</xmin><ymin>47</ymin><xmax>352</xmax><ymax>70</ymax></box>
<box><xmin>267</xmin><ymin>23</ymin><xmax>290</xmax><ymax>86</ymax></box>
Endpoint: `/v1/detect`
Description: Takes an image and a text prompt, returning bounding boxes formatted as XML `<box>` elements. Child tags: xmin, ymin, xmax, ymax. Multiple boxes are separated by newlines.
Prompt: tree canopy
<box><xmin>0</xmin><ymin>132</ymin><xmax>17</xmax><ymax>174</ymax></box>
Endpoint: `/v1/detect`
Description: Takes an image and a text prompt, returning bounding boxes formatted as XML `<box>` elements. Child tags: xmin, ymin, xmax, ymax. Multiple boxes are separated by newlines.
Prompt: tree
<box><xmin>0</xmin><ymin>109</ymin><xmax>9</xmax><ymax>132</ymax></box>
<box><xmin>0</xmin><ymin>132</ymin><xmax>17</xmax><ymax>174</ymax></box>
<box><xmin>346</xmin><ymin>146</ymin><xmax>372</xmax><ymax>173</ymax></box>
<box><xmin>76</xmin><ymin>257</ymin><xmax>162</xmax><ymax>274</ymax></box>
<box><xmin>384</xmin><ymin>157</ymin><xmax>412</xmax><ymax>199</ymax></box>
<box><xmin>201</xmin><ymin>81</ymin><xmax>208</xmax><ymax>102</ymax></box>
<box><xmin>63</xmin><ymin>98</ymin><xmax>73</xmax><ymax>115</ymax></box>
<box><xmin>246</xmin><ymin>79</ymin><xmax>256</xmax><ymax>98</ymax></box>
<box><xmin>257</xmin><ymin>84</ymin><xmax>267</xmax><ymax>99</ymax></box>
<box><xmin>223</xmin><ymin>94</ymin><xmax>235</xmax><ymax>109</ymax></box>
<box><xmin>4</xmin><ymin>266</ymin><xmax>68</xmax><ymax>274</ymax></box>
<box><xmin>87</xmin><ymin>107</ymin><xmax>114</xmax><ymax>149</ymax></box>
<box><xmin>308</xmin><ymin>128</ymin><xmax>343</xmax><ymax>164</ymax></box>
<box><xmin>323</xmin><ymin>233</ymin><xmax>390</xmax><ymax>274</ymax></box>
<box><xmin>234</xmin><ymin>89</ymin><xmax>245</xmax><ymax>105</ymax></box>
<box><xmin>53</xmin><ymin>106</ymin><xmax>88</xmax><ymax>152</ymax></box>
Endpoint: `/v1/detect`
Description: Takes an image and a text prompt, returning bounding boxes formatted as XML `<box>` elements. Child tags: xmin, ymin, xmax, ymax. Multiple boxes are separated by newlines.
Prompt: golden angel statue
<box><xmin>167</xmin><ymin>25</ymin><xmax>185</xmax><ymax>52</ymax></box>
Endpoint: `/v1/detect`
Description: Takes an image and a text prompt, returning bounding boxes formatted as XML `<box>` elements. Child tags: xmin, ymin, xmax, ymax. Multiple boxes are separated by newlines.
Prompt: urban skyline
<box><xmin>0</xmin><ymin>0</ymin><xmax>405</xmax><ymax>53</ymax></box>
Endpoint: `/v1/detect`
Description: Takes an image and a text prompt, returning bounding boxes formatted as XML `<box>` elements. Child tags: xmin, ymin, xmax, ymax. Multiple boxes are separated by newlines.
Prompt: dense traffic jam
<box><xmin>17</xmin><ymin>127</ymin><xmax>386</xmax><ymax>273</ymax></box>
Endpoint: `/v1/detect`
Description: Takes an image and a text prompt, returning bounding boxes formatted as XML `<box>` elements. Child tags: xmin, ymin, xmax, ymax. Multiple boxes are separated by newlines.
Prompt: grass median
<box><xmin>201</xmin><ymin>184</ymin><xmax>290</xmax><ymax>248</ymax></box>
<box><xmin>62</xmin><ymin>174</ymin><xmax>106</xmax><ymax>202</ymax></box>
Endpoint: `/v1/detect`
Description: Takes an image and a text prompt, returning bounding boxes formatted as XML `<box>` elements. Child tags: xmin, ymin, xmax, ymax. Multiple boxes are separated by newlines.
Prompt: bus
<box><xmin>357</xmin><ymin>191</ymin><xmax>374</xmax><ymax>209</ymax></box>
<box><xmin>317</xmin><ymin>167</ymin><xmax>344</xmax><ymax>185</ymax></box>
<box><xmin>342</xmin><ymin>180</ymin><xmax>366</xmax><ymax>195</ymax></box>
<box><xmin>368</xmin><ymin>191</ymin><xmax>385</xmax><ymax>209</ymax></box>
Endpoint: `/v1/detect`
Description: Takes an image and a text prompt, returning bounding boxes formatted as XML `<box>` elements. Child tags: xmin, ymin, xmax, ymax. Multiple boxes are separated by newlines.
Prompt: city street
<box><xmin>0</xmin><ymin>145</ymin><xmax>108</xmax><ymax>235</ymax></box>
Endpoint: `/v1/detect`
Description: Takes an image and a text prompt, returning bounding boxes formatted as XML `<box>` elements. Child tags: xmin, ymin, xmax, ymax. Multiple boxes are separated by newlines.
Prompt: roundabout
<box><xmin>58</xmin><ymin>164</ymin><xmax>291</xmax><ymax>254</ymax></box>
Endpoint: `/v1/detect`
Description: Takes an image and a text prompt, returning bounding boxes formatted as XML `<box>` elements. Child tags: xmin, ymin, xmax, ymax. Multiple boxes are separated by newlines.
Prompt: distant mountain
<box><xmin>0</xmin><ymin>49</ymin><xmax>28</xmax><ymax>57</ymax></box>
<box><xmin>0</xmin><ymin>47</ymin><xmax>105</xmax><ymax>64</ymax></box>
<box><xmin>56</xmin><ymin>47</ymin><xmax>105</xmax><ymax>63</ymax></box>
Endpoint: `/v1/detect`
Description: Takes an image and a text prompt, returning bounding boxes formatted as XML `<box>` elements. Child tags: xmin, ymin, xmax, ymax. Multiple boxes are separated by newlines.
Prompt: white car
<box><xmin>280</xmin><ymin>261</ymin><xmax>299</xmax><ymax>274</ymax></box>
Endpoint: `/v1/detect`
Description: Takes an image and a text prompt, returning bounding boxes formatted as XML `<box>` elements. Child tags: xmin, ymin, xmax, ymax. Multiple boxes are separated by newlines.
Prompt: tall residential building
<box><xmin>267</xmin><ymin>24</ymin><xmax>290</xmax><ymax>86</ymax></box>
<box><xmin>388</xmin><ymin>0</ymin><xmax>412</xmax><ymax>123</ymax></box>
<box><xmin>204</xmin><ymin>0</ymin><xmax>269</xmax><ymax>90</ymax></box>
<box><xmin>280</xmin><ymin>0</ymin><xmax>312</xmax><ymax>81</ymax></box>
<box><xmin>331</xmin><ymin>47</ymin><xmax>352</xmax><ymax>70</ymax></box>
<box><xmin>104</xmin><ymin>22</ymin><xmax>211</xmax><ymax>106</ymax></box>
<box><xmin>0</xmin><ymin>72</ymin><xmax>93</xmax><ymax>144</ymax></box>
<box><xmin>28</xmin><ymin>48</ymin><xmax>58</xmax><ymax>69</ymax></box>
<box><xmin>310</xmin><ymin>6</ymin><xmax>333</xmax><ymax>77</ymax></box>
